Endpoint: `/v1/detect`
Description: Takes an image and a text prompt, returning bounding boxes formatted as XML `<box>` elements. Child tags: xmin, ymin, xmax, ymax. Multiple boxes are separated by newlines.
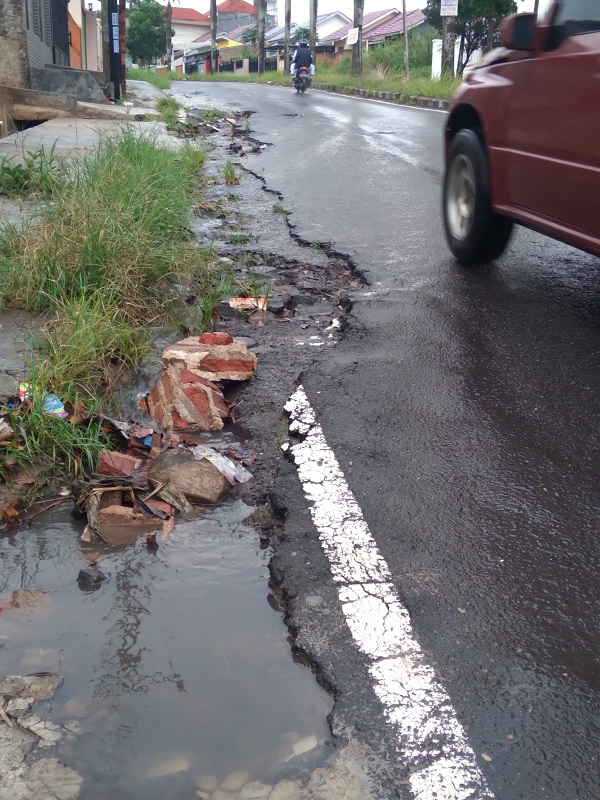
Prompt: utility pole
<box><xmin>165</xmin><ymin>1</ymin><xmax>172</xmax><ymax>69</ymax></box>
<box><xmin>119</xmin><ymin>0</ymin><xmax>126</xmax><ymax>96</ymax></box>
<box><xmin>402</xmin><ymin>0</ymin><xmax>408</xmax><ymax>79</ymax></box>
<box><xmin>309</xmin><ymin>0</ymin><xmax>317</xmax><ymax>55</ymax></box>
<box><xmin>257</xmin><ymin>0</ymin><xmax>265</xmax><ymax>74</ymax></box>
<box><xmin>486</xmin><ymin>13</ymin><xmax>494</xmax><ymax>52</ymax></box>
<box><xmin>351</xmin><ymin>0</ymin><xmax>363</xmax><ymax>75</ymax></box>
<box><xmin>209</xmin><ymin>0</ymin><xmax>217</xmax><ymax>73</ymax></box>
<box><xmin>283</xmin><ymin>0</ymin><xmax>291</xmax><ymax>79</ymax></box>
<box><xmin>533</xmin><ymin>0</ymin><xmax>539</xmax><ymax>16</ymax></box>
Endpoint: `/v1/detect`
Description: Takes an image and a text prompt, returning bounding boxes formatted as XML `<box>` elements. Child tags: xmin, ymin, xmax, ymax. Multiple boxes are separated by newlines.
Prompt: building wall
<box><xmin>68</xmin><ymin>12</ymin><xmax>82</xmax><ymax>68</ymax></box>
<box><xmin>85</xmin><ymin>9</ymin><xmax>101</xmax><ymax>71</ymax></box>
<box><xmin>172</xmin><ymin>21</ymin><xmax>210</xmax><ymax>48</ymax></box>
<box><xmin>25</xmin><ymin>0</ymin><xmax>54</xmax><ymax>70</ymax></box>
<box><xmin>218</xmin><ymin>12</ymin><xmax>256</xmax><ymax>34</ymax></box>
<box><xmin>0</xmin><ymin>0</ymin><xmax>31</xmax><ymax>88</ymax></box>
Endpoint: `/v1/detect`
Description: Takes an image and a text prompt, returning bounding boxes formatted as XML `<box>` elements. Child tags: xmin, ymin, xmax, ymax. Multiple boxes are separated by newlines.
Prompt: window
<box><xmin>553</xmin><ymin>0</ymin><xmax>600</xmax><ymax>46</ymax></box>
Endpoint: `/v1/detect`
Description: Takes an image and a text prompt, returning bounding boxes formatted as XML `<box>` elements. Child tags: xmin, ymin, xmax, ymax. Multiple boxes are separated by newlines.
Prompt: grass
<box><xmin>126</xmin><ymin>67</ymin><xmax>172</xmax><ymax>89</ymax></box>
<box><xmin>222</xmin><ymin>159</ymin><xmax>239</xmax><ymax>185</ymax></box>
<box><xmin>0</xmin><ymin>128</ymin><xmax>223</xmax><ymax>485</ymax></box>
<box><xmin>229</xmin><ymin>233</ymin><xmax>254</xmax><ymax>245</ymax></box>
<box><xmin>0</xmin><ymin>146</ymin><xmax>66</xmax><ymax>199</ymax></box>
<box><xmin>156</xmin><ymin>96</ymin><xmax>181</xmax><ymax>128</ymax></box>
<box><xmin>272</xmin><ymin>203</ymin><xmax>286</xmax><ymax>215</ymax></box>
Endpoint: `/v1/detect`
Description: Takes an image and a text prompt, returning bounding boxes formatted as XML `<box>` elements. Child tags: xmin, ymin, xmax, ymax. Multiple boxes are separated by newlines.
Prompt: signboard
<box><xmin>111</xmin><ymin>12</ymin><xmax>118</xmax><ymax>25</ymax></box>
<box><xmin>346</xmin><ymin>27</ymin><xmax>359</xmax><ymax>45</ymax></box>
<box><xmin>441</xmin><ymin>0</ymin><xmax>458</xmax><ymax>15</ymax></box>
<box><xmin>112</xmin><ymin>26</ymin><xmax>120</xmax><ymax>52</ymax></box>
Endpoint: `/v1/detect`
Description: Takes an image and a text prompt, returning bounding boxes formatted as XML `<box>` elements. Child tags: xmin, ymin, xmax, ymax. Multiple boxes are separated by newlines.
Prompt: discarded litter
<box><xmin>188</xmin><ymin>445</ymin><xmax>252</xmax><ymax>485</ymax></box>
<box><xmin>18</xmin><ymin>383</ymin><xmax>68</xmax><ymax>419</ymax></box>
<box><xmin>229</xmin><ymin>297</ymin><xmax>267</xmax><ymax>311</ymax></box>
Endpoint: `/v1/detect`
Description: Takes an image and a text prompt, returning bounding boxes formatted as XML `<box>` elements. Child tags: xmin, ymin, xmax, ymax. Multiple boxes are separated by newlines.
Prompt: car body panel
<box><xmin>445</xmin><ymin>1</ymin><xmax>600</xmax><ymax>257</ymax></box>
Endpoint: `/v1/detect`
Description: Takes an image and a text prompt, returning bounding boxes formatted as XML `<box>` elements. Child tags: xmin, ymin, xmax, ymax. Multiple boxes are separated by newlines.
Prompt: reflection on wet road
<box><xmin>0</xmin><ymin>502</ymin><xmax>331</xmax><ymax>798</ymax></box>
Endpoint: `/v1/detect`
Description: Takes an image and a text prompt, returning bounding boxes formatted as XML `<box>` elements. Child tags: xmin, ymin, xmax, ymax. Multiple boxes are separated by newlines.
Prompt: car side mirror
<box><xmin>501</xmin><ymin>13</ymin><xmax>540</xmax><ymax>50</ymax></box>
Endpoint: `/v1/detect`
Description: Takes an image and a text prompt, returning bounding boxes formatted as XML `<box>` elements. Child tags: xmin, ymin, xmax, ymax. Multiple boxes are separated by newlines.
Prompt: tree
<box><xmin>425</xmin><ymin>0</ymin><xmax>516</xmax><ymax>75</ymax></box>
<box><xmin>127</xmin><ymin>0</ymin><xmax>167</xmax><ymax>66</ymax></box>
<box><xmin>291</xmin><ymin>26</ymin><xmax>310</xmax><ymax>43</ymax></box>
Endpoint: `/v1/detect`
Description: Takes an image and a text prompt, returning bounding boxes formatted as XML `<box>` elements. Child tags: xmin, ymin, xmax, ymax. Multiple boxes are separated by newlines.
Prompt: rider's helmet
<box><xmin>299</xmin><ymin>40</ymin><xmax>308</xmax><ymax>47</ymax></box>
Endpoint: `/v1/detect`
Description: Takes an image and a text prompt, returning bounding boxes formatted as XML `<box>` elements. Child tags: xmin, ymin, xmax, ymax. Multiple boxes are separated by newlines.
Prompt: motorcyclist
<box><xmin>291</xmin><ymin>40</ymin><xmax>315</xmax><ymax>80</ymax></box>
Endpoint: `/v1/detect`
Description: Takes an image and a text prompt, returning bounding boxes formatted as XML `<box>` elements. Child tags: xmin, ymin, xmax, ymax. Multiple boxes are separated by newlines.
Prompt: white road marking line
<box><xmin>284</xmin><ymin>385</ymin><xmax>495</xmax><ymax>800</ymax></box>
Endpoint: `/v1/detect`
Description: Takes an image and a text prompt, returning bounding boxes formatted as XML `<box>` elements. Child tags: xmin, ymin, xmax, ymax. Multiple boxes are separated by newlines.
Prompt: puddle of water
<box><xmin>0</xmin><ymin>500</ymin><xmax>332</xmax><ymax>798</ymax></box>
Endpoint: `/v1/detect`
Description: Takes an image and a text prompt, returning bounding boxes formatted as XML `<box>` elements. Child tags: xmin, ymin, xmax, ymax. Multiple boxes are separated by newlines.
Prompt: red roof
<box><xmin>170</xmin><ymin>6</ymin><xmax>209</xmax><ymax>22</ymax></box>
<box><xmin>217</xmin><ymin>0</ymin><xmax>257</xmax><ymax>14</ymax></box>
<box><xmin>366</xmin><ymin>9</ymin><xmax>426</xmax><ymax>41</ymax></box>
<box><xmin>326</xmin><ymin>9</ymin><xmax>396</xmax><ymax>42</ymax></box>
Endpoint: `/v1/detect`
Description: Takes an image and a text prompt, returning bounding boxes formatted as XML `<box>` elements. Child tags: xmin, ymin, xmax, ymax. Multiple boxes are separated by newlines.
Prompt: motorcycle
<box><xmin>293</xmin><ymin>66</ymin><xmax>311</xmax><ymax>93</ymax></box>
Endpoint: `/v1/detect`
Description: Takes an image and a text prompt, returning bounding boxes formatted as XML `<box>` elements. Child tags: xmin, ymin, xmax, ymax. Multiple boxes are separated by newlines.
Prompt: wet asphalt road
<box><xmin>173</xmin><ymin>82</ymin><xmax>600</xmax><ymax>799</ymax></box>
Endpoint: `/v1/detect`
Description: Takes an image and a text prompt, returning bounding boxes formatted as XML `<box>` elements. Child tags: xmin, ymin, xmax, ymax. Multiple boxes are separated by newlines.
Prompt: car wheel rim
<box><xmin>446</xmin><ymin>154</ymin><xmax>476</xmax><ymax>241</ymax></box>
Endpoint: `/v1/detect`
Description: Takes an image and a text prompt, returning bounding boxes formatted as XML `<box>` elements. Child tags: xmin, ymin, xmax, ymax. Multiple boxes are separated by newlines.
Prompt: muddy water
<box><xmin>0</xmin><ymin>501</ymin><xmax>332</xmax><ymax>799</ymax></box>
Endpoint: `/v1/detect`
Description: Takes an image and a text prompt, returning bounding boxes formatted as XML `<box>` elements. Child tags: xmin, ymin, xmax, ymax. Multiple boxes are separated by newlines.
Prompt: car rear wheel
<box><xmin>443</xmin><ymin>129</ymin><xmax>513</xmax><ymax>265</ymax></box>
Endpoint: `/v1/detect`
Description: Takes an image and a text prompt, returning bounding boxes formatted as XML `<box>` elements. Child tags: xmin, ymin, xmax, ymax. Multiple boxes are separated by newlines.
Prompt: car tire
<box><xmin>443</xmin><ymin>128</ymin><xmax>514</xmax><ymax>266</ymax></box>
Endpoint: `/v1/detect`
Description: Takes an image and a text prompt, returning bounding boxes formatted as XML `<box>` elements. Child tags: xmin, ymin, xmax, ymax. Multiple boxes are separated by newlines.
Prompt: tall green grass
<box><xmin>126</xmin><ymin>67</ymin><xmax>173</xmax><ymax>89</ymax></box>
<box><xmin>0</xmin><ymin>128</ymin><xmax>219</xmax><ymax>484</ymax></box>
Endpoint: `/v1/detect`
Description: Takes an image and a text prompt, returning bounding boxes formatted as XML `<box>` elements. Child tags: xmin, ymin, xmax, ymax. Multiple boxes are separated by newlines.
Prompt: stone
<box><xmin>199</xmin><ymin>332</ymin><xmax>234</xmax><ymax>346</ymax></box>
<box><xmin>161</xmin><ymin>336</ymin><xmax>257</xmax><ymax>382</ymax></box>
<box><xmin>145</xmin><ymin>754</ymin><xmax>190</xmax><ymax>779</ymax></box>
<box><xmin>147</xmin><ymin>449</ymin><xmax>230</xmax><ymax>505</ymax></box>
<box><xmin>196</xmin><ymin>775</ymin><xmax>219</xmax><ymax>792</ymax></box>
<box><xmin>0</xmin><ymin>489</ymin><xmax>18</xmax><ymax>520</ymax></box>
<box><xmin>98</xmin><ymin>505</ymin><xmax>162</xmax><ymax>546</ymax></box>
<box><xmin>60</xmin><ymin>699</ymin><xmax>87</xmax><ymax>718</ymax></box>
<box><xmin>211</xmin><ymin>791</ymin><xmax>237</xmax><ymax>800</ymax></box>
<box><xmin>290</xmin><ymin>734</ymin><xmax>318</xmax><ymax>758</ymax></box>
<box><xmin>0</xmin><ymin>676</ymin><xmax>31</xmax><ymax>698</ymax></box>
<box><xmin>148</xmin><ymin>365</ymin><xmax>229</xmax><ymax>432</ymax></box>
<box><xmin>268</xmin><ymin>780</ymin><xmax>304</xmax><ymax>800</ymax></box>
<box><xmin>239</xmin><ymin>780</ymin><xmax>272</xmax><ymax>799</ymax></box>
<box><xmin>28</xmin><ymin>719</ymin><xmax>63</xmax><ymax>747</ymax></box>
<box><xmin>233</xmin><ymin>336</ymin><xmax>257</xmax><ymax>349</ymax></box>
<box><xmin>0</xmin><ymin>757</ymin><xmax>82</xmax><ymax>800</ymax></box>
<box><xmin>14</xmin><ymin>673</ymin><xmax>62</xmax><ymax>701</ymax></box>
<box><xmin>9</xmin><ymin>589</ymin><xmax>50</xmax><ymax>612</ymax></box>
<box><xmin>76</xmin><ymin>565</ymin><xmax>107</xmax><ymax>590</ymax></box>
<box><xmin>0</xmin><ymin>724</ymin><xmax>36</xmax><ymax>771</ymax></box>
<box><xmin>5</xmin><ymin>697</ymin><xmax>33</xmax><ymax>718</ymax></box>
<box><xmin>221</xmin><ymin>771</ymin><xmax>249</xmax><ymax>792</ymax></box>
<box><xmin>97</xmin><ymin>450</ymin><xmax>143</xmax><ymax>478</ymax></box>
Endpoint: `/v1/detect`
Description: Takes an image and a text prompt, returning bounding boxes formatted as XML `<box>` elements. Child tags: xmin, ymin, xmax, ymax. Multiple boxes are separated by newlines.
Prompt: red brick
<box><xmin>182</xmin><ymin>385</ymin><xmax>211</xmax><ymax>415</ymax></box>
<box><xmin>200</xmin><ymin>358</ymin><xmax>255</xmax><ymax>374</ymax></box>
<box><xmin>199</xmin><ymin>332</ymin><xmax>234</xmax><ymax>345</ymax></box>
<box><xmin>97</xmin><ymin>451</ymin><xmax>142</xmax><ymax>477</ymax></box>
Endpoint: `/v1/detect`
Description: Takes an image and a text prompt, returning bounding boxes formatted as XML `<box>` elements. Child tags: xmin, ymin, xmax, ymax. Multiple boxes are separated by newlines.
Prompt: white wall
<box><xmin>172</xmin><ymin>21</ymin><xmax>210</xmax><ymax>48</ymax></box>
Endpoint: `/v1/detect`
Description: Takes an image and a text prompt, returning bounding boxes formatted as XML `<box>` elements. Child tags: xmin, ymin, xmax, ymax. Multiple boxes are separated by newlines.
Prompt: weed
<box><xmin>0</xmin><ymin>146</ymin><xmax>66</xmax><ymax>199</ymax></box>
<box><xmin>157</xmin><ymin>96</ymin><xmax>181</xmax><ymax>128</ymax></box>
<box><xmin>310</xmin><ymin>240</ymin><xmax>321</xmax><ymax>249</ymax></box>
<box><xmin>227</xmin><ymin>193</ymin><xmax>239</xmax><ymax>202</ymax></box>
<box><xmin>237</xmin><ymin>263</ymin><xmax>271</xmax><ymax>308</ymax></box>
<box><xmin>272</xmin><ymin>203</ymin><xmax>286</xmax><ymax>215</ymax></box>
<box><xmin>199</xmin><ymin>107</ymin><xmax>224</xmax><ymax>124</ymax></box>
<box><xmin>229</xmin><ymin>233</ymin><xmax>254</xmax><ymax>245</ymax></box>
<box><xmin>222</xmin><ymin>159</ymin><xmax>239</xmax><ymax>185</ymax></box>
<box><xmin>126</xmin><ymin>68</ymin><xmax>172</xmax><ymax>89</ymax></box>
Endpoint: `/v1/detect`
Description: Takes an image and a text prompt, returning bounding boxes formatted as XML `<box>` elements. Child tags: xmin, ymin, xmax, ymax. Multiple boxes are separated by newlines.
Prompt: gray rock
<box><xmin>221</xmin><ymin>771</ymin><xmax>249</xmax><ymax>792</ymax></box>
<box><xmin>269</xmin><ymin>780</ymin><xmax>304</xmax><ymax>800</ymax></box>
<box><xmin>24</xmin><ymin>674</ymin><xmax>63</xmax><ymax>701</ymax></box>
<box><xmin>233</xmin><ymin>336</ymin><xmax>257</xmax><ymax>349</ymax></box>
<box><xmin>239</xmin><ymin>780</ymin><xmax>272</xmax><ymax>799</ymax></box>
<box><xmin>147</xmin><ymin>449</ymin><xmax>230</xmax><ymax>505</ymax></box>
<box><xmin>0</xmin><ymin>757</ymin><xmax>82</xmax><ymax>800</ymax></box>
<box><xmin>5</xmin><ymin>698</ymin><xmax>33</xmax><ymax>719</ymax></box>
<box><xmin>0</xmin><ymin>724</ymin><xmax>36</xmax><ymax>771</ymax></box>
<box><xmin>28</xmin><ymin>720</ymin><xmax>63</xmax><ymax>748</ymax></box>
<box><xmin>197</xmin><ymin>775</ymin><xmax>219</xmax><ymax>792</ymax></box>
<box><xmin>76</xmin><ymin>565</ymin><xmax>107</xmax><ymax>591</ymax></box>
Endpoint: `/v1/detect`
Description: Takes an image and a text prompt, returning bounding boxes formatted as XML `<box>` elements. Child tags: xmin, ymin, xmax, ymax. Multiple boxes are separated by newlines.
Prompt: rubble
<box><xmin>0</xmin><ymin>757</ymin><xmax>82</xmax><ymax>800</ymax></box>
<box><xmin>147</xmin><ymin>449</ymin><xmax>230</xmax><ymax>505</ymax></box>
<box><xmin>76</xmin><ymin>564</ymin><xmax>108</xmax><ymax>590</ymax></box>
<box><xmin>97</xmin><ymin>450</ymin><xmax>143</xmax><ymax>478</ymax></box>
<box><xmin>148</xmin><ymin>365</ymin><xmax>230</xmax><ymax>431</ymax></box>
<box><xmin>161</xmin><ymin>334</ymin><xmax>257</xmax><ymax>382</ymax></box>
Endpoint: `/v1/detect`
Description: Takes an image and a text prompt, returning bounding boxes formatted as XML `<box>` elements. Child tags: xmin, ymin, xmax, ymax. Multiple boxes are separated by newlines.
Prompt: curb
<box><xmin>311</xmin><ymin>82</ymin><xmax>451</xmax><ymax>111</ymax></box>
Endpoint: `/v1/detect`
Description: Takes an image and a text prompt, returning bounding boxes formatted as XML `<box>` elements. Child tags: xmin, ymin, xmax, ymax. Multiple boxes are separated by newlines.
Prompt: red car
<box><xmin>443</xmin><ymin>0</ymin><xmax>600</xmax><ymax>265</ymax></box>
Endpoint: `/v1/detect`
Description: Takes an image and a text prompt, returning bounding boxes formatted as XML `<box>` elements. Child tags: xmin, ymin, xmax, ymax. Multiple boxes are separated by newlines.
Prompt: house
<box><xmin>216</xmin><ymin>0</ymin><xmax>258</xmax><ymax>35</ymax></box>
<box><xmin>67</xmin><ymin>0</ymin><xmax>103</xmax><ymax>72</ymax></box>
<box><xmin>169</xmin><ymin>6</ymin><xmax>210</xmax><ymax>49</ymax></box>
<box><xmin>0</xmin><ymin>0</ymin><xmax>70</xmax><ymax>89</ymax></box>
<box><xmin>325</xmin><ymin>8</ymin><xmax>426</xmax><ymax>55</ymax></box>
<box><xmin>263</xmin><ymin>12</ymin><xmax>351</xmax><ymax>48</ymax></box>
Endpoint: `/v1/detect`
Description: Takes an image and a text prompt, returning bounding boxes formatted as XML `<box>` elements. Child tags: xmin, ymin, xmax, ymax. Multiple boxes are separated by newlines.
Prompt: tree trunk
<box><xmin>283</xmin><ymin>0</ymin><xmax>291</xmax><ymax>79</ymax></box>
<box><xmin>210</xmin><ymin>0</ymin><xmax>217</xmax><ymax>73</ymax></box>
<box><xmin>257</xmin><ymin>0</ymin><xmax>265</xmax><ymax>75</ymax></box>
<box><xmin>441</xmin><ymin>15</ymin><xmax>454</xmax><ymax>76</ymax></box>
<box><xmin>309</xmin><ymin>0</ymin><xmax>318</xmax><ymax>54</ymax></box>
<box><xmin>351</xmin><ymin>0</ymin><xmax>363</xmax><ymax>76</ymax></box>
<box><xmin>486</xmin><ymin>13</ymin><xmax>494</xmax><ymax>53</ymax></box>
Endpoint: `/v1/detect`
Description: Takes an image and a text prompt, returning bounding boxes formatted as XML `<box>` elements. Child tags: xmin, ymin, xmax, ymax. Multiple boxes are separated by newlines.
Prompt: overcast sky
<box><xmin>92</xmin><ymin>0</ymin><xmax>554</xmax><ymax>26</ymax></box>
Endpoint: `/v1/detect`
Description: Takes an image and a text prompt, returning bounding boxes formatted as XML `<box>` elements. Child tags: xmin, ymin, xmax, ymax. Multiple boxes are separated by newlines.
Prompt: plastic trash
<box><xmin>43</xmin><ymin>394</ymin><xmax>69</xmax><ymax>419</ymax></box>
<box><xmin>188</xmin><ymin>444</ymin><xmax>252</xmax><ymax>485</ymax></box>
